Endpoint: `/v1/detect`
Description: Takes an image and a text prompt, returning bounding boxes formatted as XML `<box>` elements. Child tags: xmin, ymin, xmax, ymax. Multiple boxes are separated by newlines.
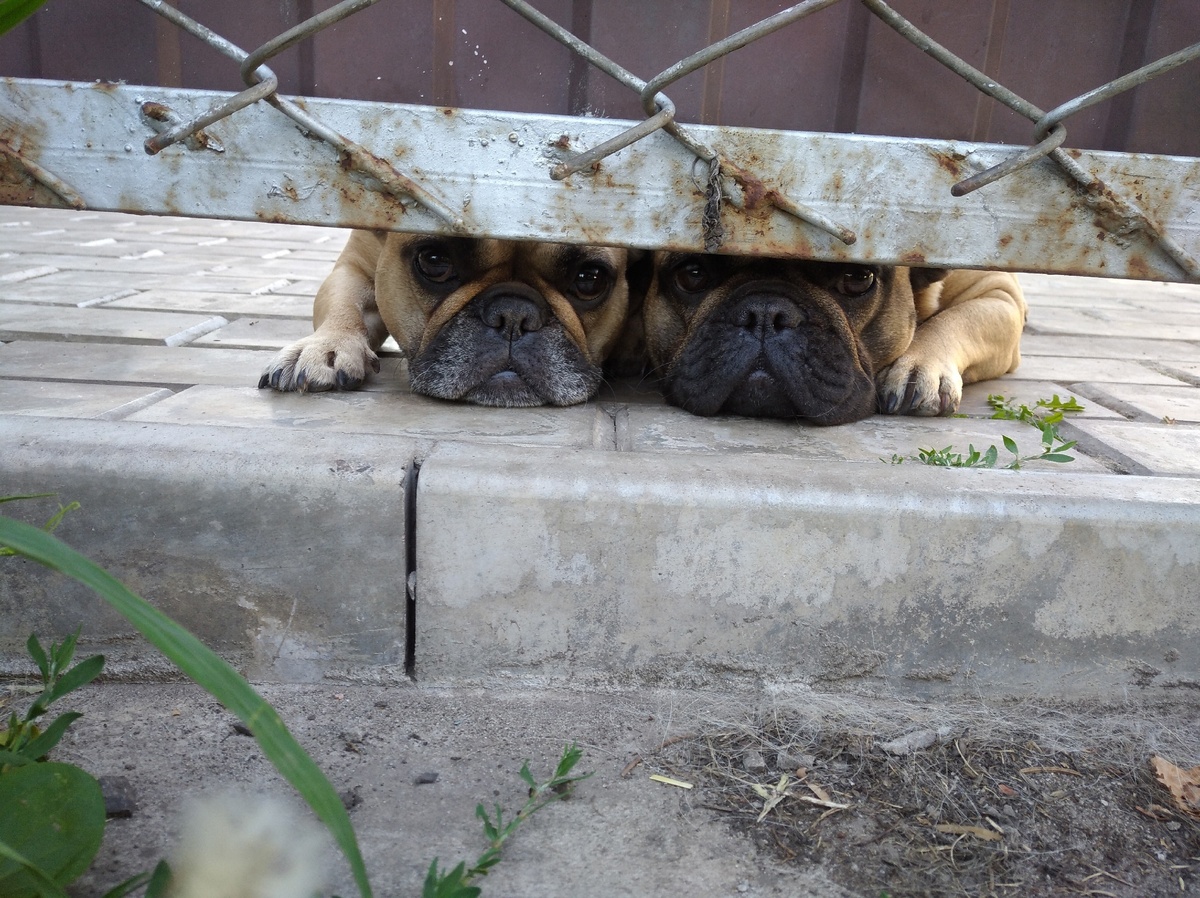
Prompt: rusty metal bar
<box><xmin>3</xmin><ymin>78</ymin><xmax>1198</xmax><ymax>284</ymax></box>
<box><xmin>860</xmin><ymin>0</ymin><xmax>1200</xmax><ymax>279</ymax></box>
<box><xmin>0</xmin><ymin>0</ymin><xmax>1198</xmax><ymax>281</ymax></box>
<box><xmin>132</xmin><ymin>0</ymin><xmax>464</xmax><ymax>231</ymax></box>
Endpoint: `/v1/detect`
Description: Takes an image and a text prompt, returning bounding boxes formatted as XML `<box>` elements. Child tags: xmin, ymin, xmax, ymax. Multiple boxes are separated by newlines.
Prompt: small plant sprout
<box><xmin>423</xmin><ymin>743</ymin><xmax>592</xmax><ymax>898</ymax></box>
<box><xmin>887</xmin><ymin>394</ymin><xmax>1083</xmax><ymax>470</ymax></box>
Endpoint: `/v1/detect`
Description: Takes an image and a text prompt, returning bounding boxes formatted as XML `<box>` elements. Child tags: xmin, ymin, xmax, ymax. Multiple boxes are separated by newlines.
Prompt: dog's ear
<box><xmin>603</xmin><ymin>249</ymin><xmax>654</xmax><ymax>378</ymax></box>
<box><xmin>908</xmin><ymin>266</ymin><xmax>950</xmax><ymax>322</ymax></box>
<box><xmin>908</xmin><ymin>266</ymin><xmax>950</xmax><ymax>293</ymax></box>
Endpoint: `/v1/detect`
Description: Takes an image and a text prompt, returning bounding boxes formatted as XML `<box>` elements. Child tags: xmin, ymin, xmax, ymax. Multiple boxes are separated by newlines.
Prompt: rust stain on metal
<box><xmin>1127</xmin><ymin>254</ymin><xmax>1152</xmax><ymax>280</ymax></box>
<box><xmin>722</xmin><ymin>159</ymin><xmax>772</xmax><ymax>214</ymax></box>
<box><xmin>900</xmin><ymin>251</ymin><xmax>927</xmax><ymax>266</ymax></box>
<box><xmin>929</xmin><ymin>149</ymin><xmax>966</xmax><ymax>179</ymax></box>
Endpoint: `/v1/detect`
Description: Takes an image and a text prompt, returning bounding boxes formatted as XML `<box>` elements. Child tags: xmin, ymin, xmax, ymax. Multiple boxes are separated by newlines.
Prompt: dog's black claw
<box><xmin>900</xmin><ymin>376</ymin><xmax>919</xmax><ymax>414</ymax></box>
<box><xmin>881</xmin><ymin>392</ymin><xmax>898</xmax><ymax>414</ymax></box>
<box><xmin>370</xmin><ymin>357</ymin><xmax>380</xmax><ymax>374</ymax></box>
<box><xmin>335</xmin><ymin>370</ymin><xmax>361</xmax><ymax>390</ymax></box>
<box><xmin>258</xmin><ymin>371</ymin><xmax>271</xmax><ymax>389</ymax></box>
<box><xmin>296</xmin><ymin>370</ymin><xmax>308</xmax><ymax>392</ymax></box>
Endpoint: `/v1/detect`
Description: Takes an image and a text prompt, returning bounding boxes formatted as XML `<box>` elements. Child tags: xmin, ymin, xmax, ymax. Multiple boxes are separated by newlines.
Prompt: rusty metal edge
<box><xmin>1</xmin><ymin>78</ymin><xmax>1198</xmax><ymax>282</ymax></box>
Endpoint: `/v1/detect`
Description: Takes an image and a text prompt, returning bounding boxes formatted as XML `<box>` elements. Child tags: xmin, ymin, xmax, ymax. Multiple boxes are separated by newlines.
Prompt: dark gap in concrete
<box><xmin>403</xmin><ymin>458</ymin><xmax>421</xmax><ymax>678</ymax></box>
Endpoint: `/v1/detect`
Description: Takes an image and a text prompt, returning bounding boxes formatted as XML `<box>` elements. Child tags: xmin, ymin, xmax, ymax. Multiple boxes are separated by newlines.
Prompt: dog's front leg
<box><xmin>876</xmin><ymin>270</ymin><xmax>1027</xmax><ymax>416</ymax></box>
<box><xmin>259</xmin><ymin>231</ymin><xmax>389</xmax><ymax>392</ymax></box>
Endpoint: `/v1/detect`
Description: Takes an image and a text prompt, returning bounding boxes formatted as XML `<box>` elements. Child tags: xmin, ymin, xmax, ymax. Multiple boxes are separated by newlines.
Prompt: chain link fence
<box><xmin>1</xmin><ymin>0</ymin><xmax>1198</xmax><ymax>281</ymax></box>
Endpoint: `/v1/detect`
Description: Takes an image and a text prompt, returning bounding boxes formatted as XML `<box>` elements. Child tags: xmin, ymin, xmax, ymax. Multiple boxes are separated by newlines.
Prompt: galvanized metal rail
<box><xmin>1</xmin><ymin>0</ymin><xmax>1198</xmax><ymax>282</ymax></box>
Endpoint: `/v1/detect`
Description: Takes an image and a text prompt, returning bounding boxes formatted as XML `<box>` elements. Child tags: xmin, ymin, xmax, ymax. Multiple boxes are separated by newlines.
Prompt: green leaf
<box><xmin>21</xmin><ymin>712</ymin><xmax>82</xmax><ymax>761</ymax></box>
<box><xmin>24</xmin><ymin>635</ymin><xmax>48</xmax><ymax>683</ymax></box>
<box><xmin>517</xmin><ymin>762</ymin><xmax>537</xmax><ymax>790</ymax></box>
<box><xmin>45</xmin><ymin>654</ymin><xmax>104</xmax><ymax>706</ymax></box>
<box><xmin>980</xmin><ymin>445</ymin><xmax>998</xmax><ymax>468</ymax></box>
<box><xmin>474</xmin><ymin>803</ymin><xmax>498</xmax><ymax>842</ymax></box>
<box><xmin>99</xmin><ymin>870</ymin><xmax>153</xmax><ymax>898</ymax></box>
<box><xmin>1001</xmin><ymin>435</ymin><xmax>1019</xmax><ymax>456</ymax></box>
<box><xmin>0</xmin><ymin>762</ymin><xmax>106</xmax><ymax>898</ymax></box>
<box><xmin>143</xmin><ymin>860</ymin><xmax>172</xmax><ymax>898</ymax></box>
<box><xmin>422</xmin><ymin>860</ymin><xmax>480</xmax><ymax>898</ymax></box>
<box><xmin>0</xmin><ymin>842</ymin><xmax>70</xmax><ymax>898</ymax></box>
<box><xmin>0</xmin><ymin>0</ymin><xmax>50</xmax><ymax>36</ymax></box>
<box><xmin>0</xmin><ymin>749</ymin><xmax>35</xmax><ymax>769</ymax></box>
<box><xmin>1041</xmin><ymin>453</ymin><xmax>1076</xmax><ymax>463</ymax></box>
<box><xmin>0</xmin><ymin>517</ymin><xmax>374</xmax><ymax>898</ymax></box>
<box><xmin>49</xmin><ymin>629</ymin><xmax>79</xmax><ymax>681</ymax></box>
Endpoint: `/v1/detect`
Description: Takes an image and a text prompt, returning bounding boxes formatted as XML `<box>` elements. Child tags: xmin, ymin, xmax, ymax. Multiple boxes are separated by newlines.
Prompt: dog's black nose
<box><xmin>731</xmin><ymin>294</ymin><xmax>805</xmax><ymax>337</ymax></box>
<box><xmin>479</xmin><ymin>287</ymin><xmax>548</xmax><ymax>339</ymax></box>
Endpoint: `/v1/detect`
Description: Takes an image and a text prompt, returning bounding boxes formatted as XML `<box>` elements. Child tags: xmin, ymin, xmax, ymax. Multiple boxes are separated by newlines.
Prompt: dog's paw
<box><xmin>258</xmin><ymin>331</ymin><xmax>380</xmax><ymax>392</ymax></box>
<box><xmin>876</xmin><ymin>355</ymin><xmax>963</xmax><ymax>416</ymax></box>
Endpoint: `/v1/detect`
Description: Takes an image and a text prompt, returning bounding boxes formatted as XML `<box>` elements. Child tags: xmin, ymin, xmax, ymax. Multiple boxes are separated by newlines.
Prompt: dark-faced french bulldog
<box><xmin>643</xmin><ymin>254</ymin><xmax>1026</xmax><ymax>424</ymax></box>
<box><xmin>260</xmin><ymin>231</ymin><xmax>640</xmax><ymax>407</ymax></box>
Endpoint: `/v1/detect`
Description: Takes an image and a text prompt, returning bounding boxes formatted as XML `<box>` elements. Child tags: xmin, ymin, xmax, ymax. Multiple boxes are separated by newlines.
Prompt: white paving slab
<box><xmin>1067</xmin><ymin>419</ymin><xmax>1200</xmax><ymax>477</ymax></box>
<box><xmin>0</xmin><ymin>302</ymin><xmax>230</xmax><ymax>345</ymax></box>
<box><xmin>126</xmin><ymin>384</ymin><xmax>606</xmax><ymax>448</ymax></box>
<box><xmin>1072</xmin><ymin>382</ymin><xmax>1200</xmax><ymax>424</ymax></box>
<box><xmin>0</xmin><ymin>379</ymin><xmax>173</xmax><ymax>418</ymax></box>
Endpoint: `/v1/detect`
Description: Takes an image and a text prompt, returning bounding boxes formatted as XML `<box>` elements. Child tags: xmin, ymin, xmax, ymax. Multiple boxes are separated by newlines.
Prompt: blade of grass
<box><xmin>0</xmin><ymin>0</ymin><xmax>50</xmax><ymax>36</ymax></box>
<box><xmin>0</xmin><ymin>839</ymin><xmax>71</xmax><ymax>898</ymax></box>
<box><xmin>0</xmin><ymin>517</ymin><xmax>373</xmax><ymax>898</ymax></box>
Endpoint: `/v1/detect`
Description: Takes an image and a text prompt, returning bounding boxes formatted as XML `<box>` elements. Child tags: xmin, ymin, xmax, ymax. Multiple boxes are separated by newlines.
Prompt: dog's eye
<box><xmin>672</xmin><ymin>262</ymin><xmax>709</xmax><ymax>295</ymax></box>
<box><xmin>836</xmin><ymin>268</ymin><xmax>875</xmax><ymax>297</ymax></box>
<box><xmin>414</xmin><ymin>246</ymin><xmax>457</xmax><ymax>284</ymax></box>
<box><xmin>573</xmin><ymin>264</ymin><xmax>612</xmax><ymax>303</ymax></box>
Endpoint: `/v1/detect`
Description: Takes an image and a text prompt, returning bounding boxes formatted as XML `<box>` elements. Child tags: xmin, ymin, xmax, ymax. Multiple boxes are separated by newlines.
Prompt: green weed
<box><xmin>423</xmin><ymin>744</ymin><xmax>592</xmax><ymax>898</ymax></box>
<box><xmin>888</xmin><ymin>394</ymin><xmax>1083</xmax><ymax>470</ymax></box>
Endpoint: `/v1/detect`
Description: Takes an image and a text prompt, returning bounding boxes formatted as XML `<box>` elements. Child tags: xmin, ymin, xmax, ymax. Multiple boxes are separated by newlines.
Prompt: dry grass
<box><xmin>634</xmin><ymin>692</ymin><xmax>1200</xmax><ymax>897</ymax></box>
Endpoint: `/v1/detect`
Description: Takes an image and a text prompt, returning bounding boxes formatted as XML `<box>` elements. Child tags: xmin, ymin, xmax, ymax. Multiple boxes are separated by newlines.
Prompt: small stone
<box><xmin>776</xmin><ymin>751</ymin><xmax>816</xmax><ymax>772</ymax></box>
<box><xmin>98</xmin><ymin>775</ymin><xmax>136</xmax><ymax>818</ymax></box>
<box><xmin>414</xmin><ymin>771</ymin><xmax>439</xmax><ymax>785</ymax></box>
<box><xmin>741</xmin><ymin>750</ymin><xmax>768</xmax><ymax>773</ymax></box>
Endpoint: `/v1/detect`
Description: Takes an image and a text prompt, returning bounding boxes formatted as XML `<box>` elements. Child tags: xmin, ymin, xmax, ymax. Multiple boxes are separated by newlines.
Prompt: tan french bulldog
<box><xmin>260</xmin><ymin>231</ymin><xmax>640</xmax><ymax>407</ymax></box>
<box><xmin>644</xmin><ymin>254</ymin><xmax>1026</xmax><ymax>424</ymax></box>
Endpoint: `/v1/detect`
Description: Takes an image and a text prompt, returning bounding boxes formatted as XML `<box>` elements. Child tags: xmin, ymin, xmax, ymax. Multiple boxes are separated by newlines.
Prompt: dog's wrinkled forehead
<box><xmin>656</xmin><ymin>252</ymin><xmax>891</xmax><ymax>291</ymax></box>
<box><xmin>460</xmin><ymin>238</ymin><xmax>623</xmax><ymax>276</ymax></box>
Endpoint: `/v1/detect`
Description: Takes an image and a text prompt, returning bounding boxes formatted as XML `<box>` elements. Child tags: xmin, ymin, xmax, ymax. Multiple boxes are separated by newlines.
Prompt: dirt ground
<box><xmin>644</xmin><ymin>692</ymin><xmax>1200</xmax><ymax>897</ymax></box>
<box><xmin>5</xmin><ymin>680</ymin><xmax>1198</xmax><ymax>898</ymax></box>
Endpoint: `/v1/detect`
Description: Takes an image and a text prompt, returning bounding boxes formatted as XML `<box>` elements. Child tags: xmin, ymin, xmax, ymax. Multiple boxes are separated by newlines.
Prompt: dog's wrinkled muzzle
<box><xmin>666</xmin><ymin>283</ymin><xmax>876</xmax><ymax>424</ymax></box>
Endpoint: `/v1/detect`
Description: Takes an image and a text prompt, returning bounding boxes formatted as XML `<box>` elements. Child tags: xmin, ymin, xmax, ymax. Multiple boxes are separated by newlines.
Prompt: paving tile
<box><xmin>625</xmin><ymin>404</ymin><xmax>1110</xmax><ymax>471</ymax></box>
<box><xmin>958</xmin><ymin>380</ymin><xmax>1124</xmax><ymax>419</ymax></box>
<box><xmin>1019</xmin><ymin>333</ymin><xmax>1200</xmax><ymax>362</ymax></box>
<box><xmin>105</xmin><ymin>289</ymin><xmax>314</xmax><ymax>319</ymax></box>
<box><xmin>1026</xmin><ymin>307</ymin><xmax>1200</xmax><ymax>341</ymax></box>
<box><xmin>1158</xmin><ymin>362</ymin><xmax>1200</xmax><ymax>385</ymax></box>
<box><xmin>0</xmin><ymin>251</ymin><xmax>221</xmax><ymax>277</ymax></box>
<box><xmin>1005</xmin><ymin>355</ymin><xmax>1185</xmax><ymax>385</ymax></box>
<box><xmin>126</xmin><ymin>384</ymin><xmax>605</xmax><ymax>447</ymax></box>
<box><xmin>0</xmin><ymin>379</ymin><xmax>173</xmax><ymax>419</ymax></box>
<box><xmin>1072</xmin><ymin>382</ymin><xmax>1200</xmax><ymax>424</ymax></box>
<box><xmin>190</xmin><ymin>317</ymin><xmax>313</xmax><ymax>349</ymax></box>
<box><xmin>154</xmin><ymin>274</ymin><xmax>322</xmax><ymax>297</ymax></box>
<box><xmin>0</xmin><ymin>341</ymin><xmax>284</xmax><ymax>388</ymax></box>
<box><xmin>0</xmin><ymin>270</ymin><xmax>176</xmax><ymax>297</ymax></box>
<box><xmin>1019</xmin><ymin>272</ymin><xmax>1200</xmax><ymax>303</ymax></box>
<box><xmin>1068</xmin><ymin>420</ymin><xmax>1200</xmax><ymax>476</ymax></box>
<box><xmin>0</xmin><ymin>302</ymin><xmax>231</xmax><ymax>345</ymax></box>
